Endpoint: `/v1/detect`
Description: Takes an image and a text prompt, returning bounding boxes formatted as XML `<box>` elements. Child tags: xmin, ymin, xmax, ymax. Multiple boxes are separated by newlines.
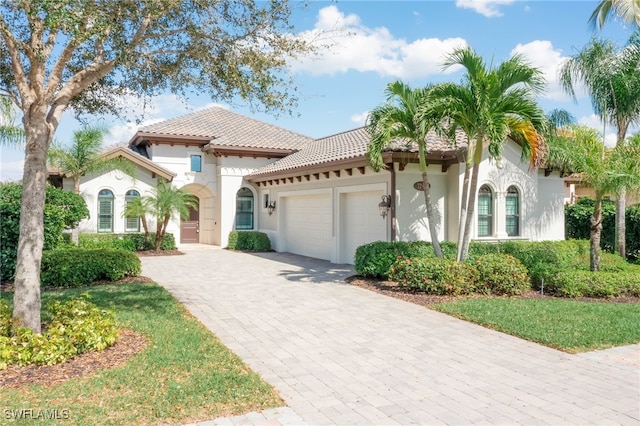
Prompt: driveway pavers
<box><xmin>141</xmin><ymin>246</ymin><xmax>640</xmax><ymax>426</ymax></box>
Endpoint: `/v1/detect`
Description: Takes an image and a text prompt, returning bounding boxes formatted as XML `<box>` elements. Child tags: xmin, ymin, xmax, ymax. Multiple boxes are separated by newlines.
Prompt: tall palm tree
<box><xmin>560</xmin><ymin>31</ymin><xmax>640</xmax><ymax>258</ymax></box>
<box><xmin>419</xmin><ymin>46</ymin><xmax>547</xmax><ymax>261</ymax></box>
<box><xmin>547</xmin><ymin>125</ymin><xmax>640</xmax><ymax>270</ymax></box>
<box><xmin>48</xmin><ymin>125</ymin><xmax>135</xmax><ymax>242</ymax></box>
<box><xmin>366</xmin><ymin>81</ymin><xmax>443</xmax><ymax>258</ymax></box>
<box><xmin>141</xmin><ymin>179</ymin><xmax>197</xmax><ymax>250</ymax></box>
<box><xmin>589</xmin><ymin>0</ymin><xmax>640</xmax><ymax>30</ymax></box>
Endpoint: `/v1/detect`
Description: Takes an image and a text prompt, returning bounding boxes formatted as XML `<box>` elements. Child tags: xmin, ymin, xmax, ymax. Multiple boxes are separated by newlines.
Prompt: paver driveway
<box><xmin>141</xmin><ymin>246</ymin><xmax>640</xmax><ymax>425</ymax></box>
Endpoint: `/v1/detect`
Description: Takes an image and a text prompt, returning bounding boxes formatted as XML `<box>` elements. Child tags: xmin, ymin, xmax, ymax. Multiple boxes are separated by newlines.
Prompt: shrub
<box><xmin>473</xmin><ymin>254</ymin><xmax>531</xmax><ymax>296</ymax></box>
<box><xmin>389</xmin><ymin>257</ymin><xmax>478</xmax><ymax>296</ymax></box>
<box><xmin>79</xmin><ymin>232</ymin><xmax>176</xmax><ymax>251</ymax></box>
<box><xmin>227</xmin><ymin>231</ymin><xmax>272</xmax><ymax>251</ymax></box>
<box><xmin>355</xmin><ymin>241</ymin><xmax>448</xmax><ymax>278</ymax></box>
<box><xmin>40</xmin><ymin>248</ymin><xmax>141</xmax><ymax>288</ymax></box>
<box><xmin>0</xmin><ymin>183</ymin><xmax>89</xmax><ymax>281</ymax></box>
<box><xmin>0</xmin><ymin>295</ymin><xmax>118</xmax><ymax>369</ymax></box>
<box><xmin>547</xmin><ymin>270</ymin><xmax>640</xmax><ymax>298</ymax></box>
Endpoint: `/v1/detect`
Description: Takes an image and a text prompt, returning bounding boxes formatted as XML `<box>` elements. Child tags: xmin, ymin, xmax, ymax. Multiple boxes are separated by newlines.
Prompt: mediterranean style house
<box><xmin>50</xmin><ymin>107</ymin><xmax>566</xmax><ymax>264</ymax></box>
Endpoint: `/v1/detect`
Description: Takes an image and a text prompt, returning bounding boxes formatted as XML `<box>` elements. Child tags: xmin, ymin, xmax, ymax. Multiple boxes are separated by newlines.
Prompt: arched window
<box><xmin>235</xmin><ymin>187</ymin><xmax>254</xmax><ymax>230</ymax></box>
<box><xmin>506</xmin><ymin>186</ymin><xmax>520</xmax><ymax>237</ymax></box>
<box><xmin>98</xmin><ymin>189</ymin><xmax>114</xmax><ymax>233</ymax></box>
<box><xmin>125</xmin><ymin>190</ymin><xmax>141</xmax><ymax>232</ymax></box>
<box><xmin>477</xmin><ymin>185</ymin><xmax>493</xmax><ymax>237</ymax></box>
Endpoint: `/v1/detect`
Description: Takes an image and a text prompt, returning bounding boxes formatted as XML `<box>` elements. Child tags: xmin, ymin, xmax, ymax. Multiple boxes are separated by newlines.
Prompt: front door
<box><xmin>180</xmin><ymin>201</ymin><xmax>199</xmax><ymax>243</ymax></box>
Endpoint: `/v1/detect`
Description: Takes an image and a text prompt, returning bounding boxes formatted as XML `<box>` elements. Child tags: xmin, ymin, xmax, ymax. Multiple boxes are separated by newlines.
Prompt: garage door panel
<box><xmin>284</xmin><ymin>195</ymin><xmax>332</xmax><ymax>260</ymax></box>
<box><xmin>342</xmin><ymin>191</ymin><xmax>387</xmax><ymax>264</ymax></box>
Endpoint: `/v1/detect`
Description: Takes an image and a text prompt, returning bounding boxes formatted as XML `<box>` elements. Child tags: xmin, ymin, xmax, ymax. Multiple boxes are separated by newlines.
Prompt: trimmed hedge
<box><xmin>354</xmin><ymin>241</ymin><xmax>457</xmax><ymax>278</ymax></box>
<box><xmin>227</xmin><ymin>231</ymin><xmax>272</xmax><ymax>251</ymax></box>
<box><xmin>40</xmin><ymin>248</ymin><xmax>141</xmax><ymax>288</ymax></box>
<box><xmin>473</xmin><ymin>254</ymin><xmax>531</xmax><ymax>296</ymax></box>
<box><xmin>0</xmin><ymin>296</ymin><xmax>118</xmax><ymax>369</ymax></box>
<box><xmin>546</xmin><ymin>270</ymin><xmax>640</xmax><ymax>298</ymax></box>
<box><xmin>79</xmin><ymin>232</ymin><xmax>176</xmax><ymax>251</ymax></box>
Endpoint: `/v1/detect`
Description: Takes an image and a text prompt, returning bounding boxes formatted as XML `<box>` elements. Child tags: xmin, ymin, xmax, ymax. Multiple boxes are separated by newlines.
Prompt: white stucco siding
<box><xmin>394</xmin><ymin>164</ymin><xmax>447</xmax><ymax>243</ymax></box>
<box><xmin>75</xmin><ymin>167</ymin><xmax>159</xmax><ymax>234</ymax></box>
<box><xmin>149</xmin><ymin>145</ymin><xmax>218</xmax><ymax>190</ymax></box>
<box><xmin>527</xmin><ymin>173</ymin><xmax>565</xmax><ymax>241</ymax></box>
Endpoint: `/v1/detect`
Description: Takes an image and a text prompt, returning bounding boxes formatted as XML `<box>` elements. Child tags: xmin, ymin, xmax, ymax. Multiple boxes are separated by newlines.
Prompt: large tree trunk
<box><xmin>71</xmin><ymin>177</ymin><xmax>81</xmax><ymax>245</ymax></box>
<box><xmin>12</xmin><ymin>115</ymin><xmax>54</xmax><ymax>333</ymax></box>
<box><xmin>590</xmin><ymin>193</ymin><xmax>604</xmax><ymax>272</ymax></box>
<box><xmin>615</xmin><ymin>189</ymin><xmax>626</xmax><ymax>258</ymax></box>
<box><xmin>421</xmin><ymin>171</ymin><xmax>443</xmax><ymax>258</ymax></box>
<box><xmin>456</xmin><ymin>158</ymin><xmax>471</xmax><ymax>261</ymax></box>
<box><xmin>458</xmin><ymin>140</ymin><xmax>484</xmax><ymax>261</ymax></box>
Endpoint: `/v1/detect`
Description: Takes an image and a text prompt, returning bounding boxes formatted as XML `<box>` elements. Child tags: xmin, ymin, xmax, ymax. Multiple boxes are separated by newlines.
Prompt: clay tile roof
<box><xmin>247</xmin><ymin>126</ymin><xmax>469</xmax><ymax>178</ymax></box>
<box><xmin>137</xmin><ymin>106</ymin><xmax>313</xmax><ymax>151</ymax></box>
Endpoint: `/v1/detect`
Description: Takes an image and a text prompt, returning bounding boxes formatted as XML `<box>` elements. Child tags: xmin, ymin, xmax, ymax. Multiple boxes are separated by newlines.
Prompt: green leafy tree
<box><xmin>0</xmin><ymin>1</ymin><xmax>314</xmax><ymax>333</ymax></box>
<box><xmin>0</xmin><ymin>96</ymin><xmax>23</xmax><ymax>147</ymax></box>
<box><xmin>419</xmin><ymin>46</ymin><xmax>547</xmax><ymax>261</ymax></box>
<box><xmin>139</xmin><ymin>180</ymin><xmax>197</xmax><ymax>251</ymax></box>
<box><xmin>123</xmin><ymin>196</ymin><xmax>150</xmax><ymax>243</ymax></box>
<box><xmin>366</xmin><ymin>81</ymin><xmax>443</xmax><ymax>258</ymax></box>
<box><xmin>560</xmin><ymin>31</ymin><xmax>640</xmax><ymax>259</ymax></box>
<box><xmin>589</xmin><ymin>0</ymin><xmax>640</xmax><ymax>29</ymax></box>
<box><xmin>548</xmin><ymin>125</ymin><xmax>640</xmax><ymax>271</ymax></box>
<box><xmin>48</xmin><ymin>125</ymin><xmax>136</xmax><ymax>243</ymax></box>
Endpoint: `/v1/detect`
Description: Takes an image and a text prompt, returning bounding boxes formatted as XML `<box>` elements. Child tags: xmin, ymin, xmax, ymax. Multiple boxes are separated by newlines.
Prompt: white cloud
<box><xmin>455</xmin><ymin>0</ymin><xmax>516</xmax><ymax>17</ymax></box>
<box><xmin>350</xmin><ymin>111</ymin><xmax>369</xmax><ymax>126</ymax></box>
<box><xmin>0</xmin><ymin>159</ymin><xmax>24</xmax><ymax>182</ymax></box>
<box><xmin>510</xmin><ymin>40</ymin><xmax>572</xmax><ymax>101</ymax></box>
<box><xmin>291</xmin><ymin>6</ymin><xmax>467</xmax><ymax>79</ymax></box>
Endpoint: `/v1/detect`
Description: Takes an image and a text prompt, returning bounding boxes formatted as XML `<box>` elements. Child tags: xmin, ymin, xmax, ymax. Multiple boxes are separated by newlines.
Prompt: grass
<box><xmin>432</xmin><ymin>297</ymin><xmax>640</xmax><ymax>353</ymax></box>
<box><xmin>0</xmin><ymin>283</ymin><xmax>282</xmax><ymax>425</ymax></box>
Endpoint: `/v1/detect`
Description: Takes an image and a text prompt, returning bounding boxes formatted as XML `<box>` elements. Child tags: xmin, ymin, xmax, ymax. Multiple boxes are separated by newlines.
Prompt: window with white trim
<box><xmin>235</xmin><ymin>187</ymin><xmax>254</xmax><ymax>230</ymax></box>
<box><xmin>477</xmin><ymin>185</ymin><xmax>493</xmax><ymax>237</ymax></box>
<box><xmin>506</xmin><ymin>186</ymin><xmax>520</xmax><ymax>237</ymax></box>
<box><xmin>125</xmin><ymin>190</ymin><xmax>141</xmax><ymax>232</ymax></box>
<box><xmin>98</xmin><ymin>189</ymin><xmax>114</xmax><ymax>233</ymax></box>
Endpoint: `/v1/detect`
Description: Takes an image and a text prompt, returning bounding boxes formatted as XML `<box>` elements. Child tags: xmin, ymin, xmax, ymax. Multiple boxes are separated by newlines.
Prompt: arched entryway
<box><xmin>180</xmin><ymin>199</ymin><xmax>200</xmax><ymax>243</ymax></box>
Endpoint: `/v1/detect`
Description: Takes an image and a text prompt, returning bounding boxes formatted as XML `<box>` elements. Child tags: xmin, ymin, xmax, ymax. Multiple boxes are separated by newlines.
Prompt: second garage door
<box><xmin>341</xmin><ymin>191</ymin><xmax>388</xmax><ymax>264</ymax></box>
<box><xmin>283</xmin><ymin>194</ymin><xmax>332</xmax><ymax>260</ymax></box>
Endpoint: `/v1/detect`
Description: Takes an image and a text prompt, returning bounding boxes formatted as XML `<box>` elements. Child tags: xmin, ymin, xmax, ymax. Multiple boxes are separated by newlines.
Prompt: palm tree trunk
<box><xmin>615</xmin><ymin>188</ymin><xmax>626</xmax><ymax>258</ymax></box>
<box><xmin>71</xmin><ymin>177</ymin><xmax>81</xmax><ymax>245</ymax></box>
<box><xmin>591</xmin><ymin>192</ymin><xmax>604</xmax><ymax>271</ymax></box>
<box><xmin>458</xmin><ymin>139</ymin><xmax>484</xmax><ymax>261</ymax></box>
<box><xmin>456</xmin><ymin>156</ymin><xmax>472</xmax><ymax>261</ymax></box>
<box><xmin>12</xmin><ymin>114</ymin><xmax>52</xmax><ymax>333</ymax></box>
<box><xmin>421</xmin><ymin>171</ymin><xmax>443</xmax><ymax>258</ymax></box>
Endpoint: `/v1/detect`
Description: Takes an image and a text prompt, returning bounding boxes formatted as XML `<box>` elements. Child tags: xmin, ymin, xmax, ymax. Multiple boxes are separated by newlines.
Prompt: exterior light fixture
<box><xmin>378</xmin><ymin>195</ymin><xmax>391</xmax><ymax>219</ymax></box>
<box><xmin>267</xmin><ymin>200</ymin><xmax>277</xmax><ymax>216</ymax></box>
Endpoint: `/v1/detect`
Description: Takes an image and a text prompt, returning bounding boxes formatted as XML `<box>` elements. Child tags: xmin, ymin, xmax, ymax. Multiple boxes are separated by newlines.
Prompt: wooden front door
<box><xmin>180</xmin><ymin>201</ymin><xmax>199</xmax><ymax>243</ymax></box>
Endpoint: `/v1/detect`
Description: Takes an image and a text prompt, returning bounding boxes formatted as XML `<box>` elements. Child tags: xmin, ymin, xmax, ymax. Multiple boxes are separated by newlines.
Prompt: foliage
<box><xmin>0</xmin><ymin>295</ymin><xmax>118</xmax><ymax>369</ymax></box>
<box><xmin>366</xmin><ymin>81</ymin><xmax>444</xmax><ymax>257</ymax></box>
<box><xmin>432</xmin><ymin>298</ymin><xmax>640</xmax><ymax>353</ymax></box>
<box><xmin>545</xmin><ymin>270</ymin><xmax>640</xmax><ymax>298</ymax></box>
<box><xmin>0</xmin><ymin>283</ymin><xmax>282</xmax><ymax>424</ymax></box>
<box><xmin>0</xmin><ymin>183</ymin><xmax>89</xmax><ymax>281</ymax></box>
<box><xmin>565</xmin><ymin>197</ymin><xmax>616</xmax><ymax>252</ymax></box>
<box><xmin>473</xmin><ymin>254</ymin><xmax>531</xmax><ymax>296</ymax></box>
<box><xmin>627</xmin><ymin>204</ymin><xmax>640</xmax><ymax>263</ymax></box>
<box><xmin>354</xmin><ymin>241</ymin><xmax>453</xmax><ymax>278</ymax></box>
<box><xmin>589</xmin><ymin>0</ymin><xmax>640</xmax><ymax>30</ymax></box>
<box><xmin>40</xmin><ymin>249</ymin><xmax>141</xmax><ymax>288</ymax></box>
<box><xmin>78</xmin><ymin>232</ymin><xmax>176</xmax><ymax>251</ymax></box>
<box><xmin>227</xmin><ymin>231</ymin><xmax>272</xmax><ymax>251</ymax></box>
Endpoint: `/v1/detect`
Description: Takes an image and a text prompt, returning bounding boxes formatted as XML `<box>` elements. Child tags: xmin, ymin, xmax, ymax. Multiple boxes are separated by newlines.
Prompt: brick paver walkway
<box><xmin>141</xmin><ymin>246</ymin><xmax>640</xmax><ymax>425</ymax></box>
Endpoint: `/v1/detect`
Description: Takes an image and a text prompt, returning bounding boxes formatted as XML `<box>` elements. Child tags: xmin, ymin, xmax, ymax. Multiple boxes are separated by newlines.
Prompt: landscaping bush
<box><xmin>227</xmin><ymin>231</ymin><xmax>272</xmax><ymax>251</ymax></box>
<box><xmin>354</xmin><ymin>241</ymin><xmax>449</xmax><ymax>278</ymax></box>
<box><xmin>0</xmin><ymin>295</ymin><xmax>118</xmax><ymax>369</ymax></box>
<box><xmin>473</xmin><ymin>254</ymin><xmax>531</xmax><ymax>295</ymax></box>
<box><xmin>0</xmin><ymin>183</ymin><xmax>89</xmax><ymax>281</ymax></box>
<box><xmin>79</xmin><ymin>232</ymin><xmax>176</xmax><ymax>251</ymax></box>
<box><xmin>389</xmin><ymin>257</ymin><xmax>478</xmax><ymax>296</ymax></box>
<box><xmin>546</xmin><ymin>270</ymin><xmax>640</xmax><ymax>298</ymax></box>
<box><xmin>40</xmin><ymin>248</ymin><xmax>141</xmax><ymax>288</ymax></box>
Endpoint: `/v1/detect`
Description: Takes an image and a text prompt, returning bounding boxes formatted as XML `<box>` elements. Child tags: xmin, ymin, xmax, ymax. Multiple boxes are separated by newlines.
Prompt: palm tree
<box><xmin>560</xmin><ymin>31</ymin><xmax>640</xmax><ymax>258</ymax></box>
<box><xmin>48</xmin><ymin>125</ymin><xmax>135</xmax><ymax>243</ymax></box>
<box><xmin>589</xmin><ymin>0</ymin><xmax>640</xmax><ymax>30</ymax></box>
<box><xmin>141</xmin><ymin>179</ymin><xmax>197</xmax><ymax>251</ymax></box>
<box><xmin>366</xmin><ymin>81</ymin><xmax>443</xmax><ymax>258</ymax></box>
<box><xmin>0</xmin><ymin>95</ymin><xmax>24</xmax><ymax>147</ymax></box>
<box><xmin>419</xmin><ymin>46</ymin><xmax>547</xmax><ymax>261</ymax></box>
<box><xmin>547</xmin><ymin>125</ymin><xmax>640</xmax><ymax>270</ymax></box>
<box><xmin>123</xmin><ymin>196</ymin><xmax>150</xmax><ymax>243</ymax></box>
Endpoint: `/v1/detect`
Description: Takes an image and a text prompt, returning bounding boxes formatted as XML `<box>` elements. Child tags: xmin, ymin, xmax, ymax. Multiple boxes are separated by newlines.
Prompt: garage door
<box><xmin>341</xmin><ymin>191</ymin><xmax>387</xmax><ymax>264</ymax></box>
<box><xmin>283</xmin><ymin>194</ymin><xmax>332</xmax><ymax>260</ymax></box>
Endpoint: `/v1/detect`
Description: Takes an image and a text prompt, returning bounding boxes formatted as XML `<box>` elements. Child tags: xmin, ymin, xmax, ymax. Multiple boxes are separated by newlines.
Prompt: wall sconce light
<box><xmin>267</xmin><ymin>200</ymin><xmax>277</xmax><ymax>216</ymax></box>
<box><xmin>378</xmin><ymin>195</ymin><xmax>391</xmax><ymax>219</ymax></box>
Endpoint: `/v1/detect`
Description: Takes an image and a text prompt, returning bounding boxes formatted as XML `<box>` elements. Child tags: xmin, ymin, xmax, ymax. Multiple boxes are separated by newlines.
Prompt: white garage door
<box><xmin>341</xmin><ymin>191</ymin><xmax>388</xmax><ymax>264</ymax></box>
<box><xmin>283</xmin><ymin>194</ymin><xmax>332</xmax><ymax>260</ymax></box>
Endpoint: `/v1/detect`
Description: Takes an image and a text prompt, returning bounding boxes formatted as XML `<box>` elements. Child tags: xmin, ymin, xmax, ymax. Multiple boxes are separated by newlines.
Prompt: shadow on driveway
<box><xmin>244</xmin><ymin>251</ymin><xmax>355</xmax><ymax>284</ymax></box>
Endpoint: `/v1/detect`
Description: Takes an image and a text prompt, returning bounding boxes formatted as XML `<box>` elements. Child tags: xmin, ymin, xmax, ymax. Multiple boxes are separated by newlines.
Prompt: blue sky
<box><xmin>0</xmin><ymin>0</ymin><xmax>636</xmax><ymax>181</ymax></box>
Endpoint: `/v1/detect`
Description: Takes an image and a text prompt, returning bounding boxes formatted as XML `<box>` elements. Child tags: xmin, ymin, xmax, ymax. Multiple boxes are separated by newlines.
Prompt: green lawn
<box><xmin>432</xmin><ymin>298</ymin><xmax>640</xmax><ymax>353</ymax></box>
<box><xmin>0</xmin><ymin>283</ymin><xmax>282</xmax><ymax>425</ymax></box>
